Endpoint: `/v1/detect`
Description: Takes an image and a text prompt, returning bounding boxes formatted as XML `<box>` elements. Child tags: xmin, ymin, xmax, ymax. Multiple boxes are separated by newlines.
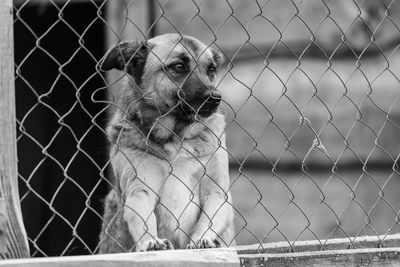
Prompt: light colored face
<box><xmin>140</xmin><ymin>34</ymin><xmax>222</xmax><ymax>117</ymax></box>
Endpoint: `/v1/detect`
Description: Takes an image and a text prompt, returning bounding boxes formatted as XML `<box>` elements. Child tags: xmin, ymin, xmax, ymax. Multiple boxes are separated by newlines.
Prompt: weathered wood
<box><xmin>240</xmin><ymin>247</ymin><xmax>400</xmax><ymax>267</ymax></box>
<box><xmin>0</xmin><ymin>0</ymin><xmax>30</xmax><ymax>259</ymax></box>
<box><xmin>1</xmin><ymin>242</ymin><xmax>400</xmax><ymax>267</ymax></box>
<box><xmin>236</xmin><ymin>234</ymin><xmax>400</xmax><ymax>255</ymax></box>
<box><xmin>0</xmin><ymin>199</ymin><xmax>7</xmax><ymax>254</ymax></box>
<box><xmin>0</xmin><ymin>248</ymin><xmax>240</xmax><ymax>267</ymax></box>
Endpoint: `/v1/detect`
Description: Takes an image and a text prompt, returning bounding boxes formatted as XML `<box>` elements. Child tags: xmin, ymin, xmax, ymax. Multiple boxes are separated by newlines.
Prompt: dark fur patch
<box><xmin>101</xmin><ymin>41</ymin><xmax>150</xmax><ymax>86</ymax></box>
<box><xmin>98</xmin><ymin>189</ymin><xmax>135</xmax><ymax>253</ymax></box>
<box><xmin>174</xmin><ymin>71</ymin><xmax>220</xmax><ymax>122</ymax></box>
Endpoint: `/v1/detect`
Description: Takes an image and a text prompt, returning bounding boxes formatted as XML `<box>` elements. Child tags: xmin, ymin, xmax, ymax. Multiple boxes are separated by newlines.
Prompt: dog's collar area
<box><xmin>123</xmin><ymin>107</ymin><xmax>218</xmax><ymax>150</ymax></box>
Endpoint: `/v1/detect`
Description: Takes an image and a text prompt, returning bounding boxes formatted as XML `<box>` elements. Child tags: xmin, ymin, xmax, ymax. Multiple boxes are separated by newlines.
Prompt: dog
<box><xmin>97</xmin><ymin>33</ymin><xmax>235</xmax><ymax>253</ymax></box>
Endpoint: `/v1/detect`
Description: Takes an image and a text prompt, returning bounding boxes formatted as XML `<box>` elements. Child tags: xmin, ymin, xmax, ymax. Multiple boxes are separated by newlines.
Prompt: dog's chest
<box><xmin>154</xmin><ymin>158</ymin><xmax>204</xmax><ymax>247</ymax></box>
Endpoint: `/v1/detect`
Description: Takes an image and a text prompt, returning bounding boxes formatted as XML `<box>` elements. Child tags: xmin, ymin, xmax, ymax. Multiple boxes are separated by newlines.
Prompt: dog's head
<box><xmin>101</xmin><ymin>34</ymin><xmax>224</xmax><ymax>122</ymax></box>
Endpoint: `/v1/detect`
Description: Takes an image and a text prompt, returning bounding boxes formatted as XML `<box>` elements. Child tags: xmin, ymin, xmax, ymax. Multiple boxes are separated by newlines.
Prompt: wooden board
<box><xmin>0</xmin><ymin>0</ymin><xmax>30</xmax><ymax>259</ymax></box>
<box><xmin>0</xmin><ymin>248</ymin><xmax>240</xmax><ymax>267</ymax></box>
<box><xmin>1</xmin><ymin>240</ymin><xmax>400</xmax><ymax>267</ymax></box>
<box><xmin>238</xmin><ymin>235</ymin><xmax>400</xmax><ymax>266</ymax></box>
<box><xmin>236</xmin><ymin>234</ymin><xmax>400</xmax><ymax>254</ymax></box>
<box><xmin>240</xmin><ymin>247</ymin><xmax>400</xmax><ymax>267</ymax></box>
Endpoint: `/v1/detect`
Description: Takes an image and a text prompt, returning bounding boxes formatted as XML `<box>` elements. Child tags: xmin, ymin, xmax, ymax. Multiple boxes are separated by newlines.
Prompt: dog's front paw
<box><xmin>187</xmin><ymin>237</ymin><xmax>221</xmax><ymax>249</ymax></box>
<box><xmin>141</xmin><ymin>238</ymin><xmax>174</xmax><ymax>251</ymax></box>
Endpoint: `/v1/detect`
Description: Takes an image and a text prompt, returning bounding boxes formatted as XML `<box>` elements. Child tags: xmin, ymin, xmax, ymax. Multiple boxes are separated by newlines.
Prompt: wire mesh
<box><xmin>12</xmin><ymin>0</ymin><xmax>400</xmax><ymax>257</ymax></box>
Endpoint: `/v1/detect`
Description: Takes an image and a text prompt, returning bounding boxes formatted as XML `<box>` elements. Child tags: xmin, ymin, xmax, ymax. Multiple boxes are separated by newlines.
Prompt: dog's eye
<box><xmin>170</xmin><ymin>63</ymin><xmax>187</xmax><ymax>73</ymax></box>
<box><xmin>208</xmin><ymin>66</ymin><xmax>217</xmax><ymax>79</ymax></box>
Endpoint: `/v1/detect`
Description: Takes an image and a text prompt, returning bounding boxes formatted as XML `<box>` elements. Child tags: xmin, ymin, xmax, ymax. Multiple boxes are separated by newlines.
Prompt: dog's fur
<box><xmin>98</xmin><ymin>34</ymin><xmax>234</xmax><ymax>253</ymax></box>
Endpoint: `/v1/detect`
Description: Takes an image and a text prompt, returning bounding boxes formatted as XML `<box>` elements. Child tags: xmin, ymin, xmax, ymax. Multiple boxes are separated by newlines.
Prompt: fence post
<box><xmin>105</xmin><ymin>0</ymin><xmax>150</xmax><ymax>104</ymax></box>
<box><xmin>0</xmin><ymin>0</ymin><xmax>30</xmax><ymax>259</ymax></box>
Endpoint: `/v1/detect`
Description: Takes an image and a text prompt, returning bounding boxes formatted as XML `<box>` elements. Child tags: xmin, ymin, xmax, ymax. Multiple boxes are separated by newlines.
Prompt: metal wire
<box><xmin>12</xmin><ymin>0</ymin><xmax>400</xmax><ymax>257</ymax></box>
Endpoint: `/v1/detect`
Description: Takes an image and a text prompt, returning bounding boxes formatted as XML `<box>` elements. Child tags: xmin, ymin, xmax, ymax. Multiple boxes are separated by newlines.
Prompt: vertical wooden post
<box><xmin>105</xmin><ymin>0</ymin><xmax>149</xmax><ymax>103</ymax></box>
<box><xmin>0</xmin><ymin>0</ymin><xmax>30</xmax><ymax>259</ymax></box>
<box><xmin>147</xmin><ymin>0</ymin><xmax>158</xmax><ymax>38</ymax></box>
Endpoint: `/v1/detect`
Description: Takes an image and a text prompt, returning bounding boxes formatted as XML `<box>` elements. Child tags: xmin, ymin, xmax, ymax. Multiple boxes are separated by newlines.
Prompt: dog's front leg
<box><xmin>187</xmin><ymin>190</ymin><xmax>233</xmax><ymax>249</ymax></box>
<box><xmin>187</xmin><ymin>138</ymin><xmax>234</xmax><ymax>249</ymax></box>
<box><xmin>124</xmin><ymin>188</ymin><xmax>173</xmax><ymax>251</ymax></box>
<box><xmin>115</xmin><ymin>151</ymin><xmax>173</xmax><ymax>252</ymax></box>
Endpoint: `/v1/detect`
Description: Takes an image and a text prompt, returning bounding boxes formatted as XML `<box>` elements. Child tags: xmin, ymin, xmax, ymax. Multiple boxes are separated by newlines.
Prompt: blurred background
<box><xmin>12</xmin><ymin>0</ymin><xmax>400</xmax><ymax>256</ymax></box>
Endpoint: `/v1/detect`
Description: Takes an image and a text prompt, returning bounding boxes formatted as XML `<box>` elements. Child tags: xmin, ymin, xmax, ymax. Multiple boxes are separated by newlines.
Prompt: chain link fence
<box><xmin>12</xmin><ymin>0</ymin><xmax>400</xmax><ymax>257</ymax></box>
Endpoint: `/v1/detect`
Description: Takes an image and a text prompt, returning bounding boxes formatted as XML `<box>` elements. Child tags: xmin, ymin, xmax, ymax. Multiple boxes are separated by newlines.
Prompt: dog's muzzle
<box><xmin>178</xmin><ymin>90</ymin><xmax>222</xmax><ymax>119</ymax></box>
<box><xmin>205</xmin><ymin>91</ymin><xmax>222</xmax><ymax>106</ymax></box>
<box><xmin>198</xmin><ymin>90</ymin><xmax>221</xmax><ymax>116</ymax></box>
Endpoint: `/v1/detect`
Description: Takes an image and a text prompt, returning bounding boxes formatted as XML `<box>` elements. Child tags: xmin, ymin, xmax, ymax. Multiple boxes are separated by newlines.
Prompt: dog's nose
<box><xmin>206</xmin><ymin>91</ymin><xmax>222</xmax><ymax>105</ymax></box>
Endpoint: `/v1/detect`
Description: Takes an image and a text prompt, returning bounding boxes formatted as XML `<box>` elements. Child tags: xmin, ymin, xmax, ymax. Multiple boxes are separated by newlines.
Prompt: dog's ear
<box><xmin>210</xmin><ymin>48</ymin><xmax>226</xmax><ymax>69</ymax></box>
<box><xmin>100</xmin><ymin>41</ymin><xmax>149</xmax><ymax>84</ymax></box>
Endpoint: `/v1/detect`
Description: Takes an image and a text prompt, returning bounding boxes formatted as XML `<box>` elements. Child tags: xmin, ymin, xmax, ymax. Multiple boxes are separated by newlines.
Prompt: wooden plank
<box><xmin>0</xmin><ymin>248</ymin><xmax>240</xmax><ymax>267</ymax></box>
<box><xmin>0</xmin><ymin>199</ymin><xmax>7</xmax><ymax>254</ymax></box>
<box><xmin>240</xmin><ymin>247</ymin><xmax>400</xmax><ymax>267</ymax></box>
<box><xmin>0</xmin><ymin>0</ymin><xmax>30</xmax><ymax>259</ymax></box>
<box><xmin>236</xmin><ymin>234</ymin><xmax>400</xmax><ymax>254</ymax></box>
